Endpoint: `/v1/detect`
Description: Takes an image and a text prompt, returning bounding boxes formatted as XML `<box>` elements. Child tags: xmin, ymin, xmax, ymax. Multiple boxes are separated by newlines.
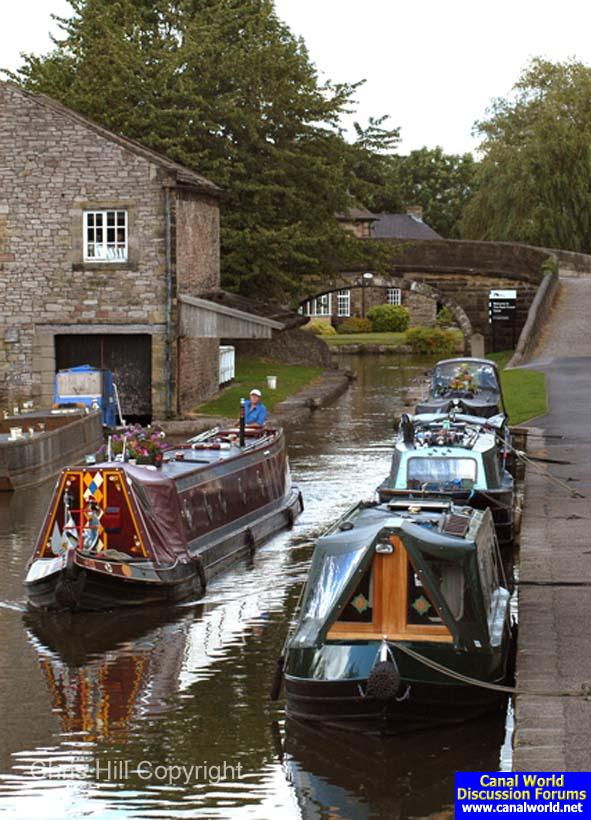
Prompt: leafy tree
<box><xmin>9</xmin><ymin>0</ymin><xmax>385</xmax><ymax>299</ymax></box>
<box><xmin>461</xmin><ymin>57</ymin><xmax>591</xmax><ymax>251</ymax></box>
<box><xmin>396</xmin><ymin>146</ymin><xmax>477</xmax><ymax>237</ymax></box>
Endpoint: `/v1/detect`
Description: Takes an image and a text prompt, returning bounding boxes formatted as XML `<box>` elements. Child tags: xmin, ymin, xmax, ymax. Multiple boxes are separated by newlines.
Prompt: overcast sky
<box><xmin>2</xmin><ymin>0</ymin><xmax>591</xmax><ymax>155</ymax></box>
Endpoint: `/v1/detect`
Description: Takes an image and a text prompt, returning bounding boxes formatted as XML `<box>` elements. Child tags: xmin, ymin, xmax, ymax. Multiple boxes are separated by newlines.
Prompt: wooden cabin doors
<box><xmin>327</xmin><ymin>535</ymin><xmax>452</xmax><ymax>643</ymax></box>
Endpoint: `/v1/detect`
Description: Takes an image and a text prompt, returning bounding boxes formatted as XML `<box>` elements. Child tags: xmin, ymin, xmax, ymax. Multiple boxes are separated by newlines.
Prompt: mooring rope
<box><xmin>390</xmin><ymin>641</ymin><xmax>591</xmax><ymax>699</ymax></box>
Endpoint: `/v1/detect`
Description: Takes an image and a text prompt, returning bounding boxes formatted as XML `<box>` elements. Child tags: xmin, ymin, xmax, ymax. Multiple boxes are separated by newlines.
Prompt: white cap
<box><xmin>250</xmin><ymin>388</ymin><xmax>262</xmax><ymax>396</ymax></box>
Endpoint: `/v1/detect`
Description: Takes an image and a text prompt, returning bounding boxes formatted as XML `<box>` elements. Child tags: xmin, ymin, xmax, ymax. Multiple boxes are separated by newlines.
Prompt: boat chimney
<box><xmin>239</xmin><ymin>397</ymin><xmax>246</xmax><ymax>447</ymax></box>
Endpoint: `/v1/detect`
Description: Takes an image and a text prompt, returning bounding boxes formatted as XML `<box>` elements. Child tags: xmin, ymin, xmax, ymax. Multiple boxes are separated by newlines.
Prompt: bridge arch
<box><xmin>298</xmin><ymin>274</ymin><xmax>473</xmax><ymax>347</ymax></box>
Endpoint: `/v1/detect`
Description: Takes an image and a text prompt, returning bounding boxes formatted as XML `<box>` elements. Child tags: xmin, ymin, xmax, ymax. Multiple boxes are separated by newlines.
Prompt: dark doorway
<box><xmin>55</xmin><ymin>334</ymin><xmax>152</xmax><ymax>423</ymax></box>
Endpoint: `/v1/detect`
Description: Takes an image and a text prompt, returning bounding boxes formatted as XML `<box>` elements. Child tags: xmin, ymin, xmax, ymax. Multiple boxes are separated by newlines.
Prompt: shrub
<box><xmin>436</xmin><ymin>306</ymin><xmax>455</xmax><ymax>327</ymax></box>
<box><xmin>336</xmin><ymin>317</ymin><xmax>373</xmax><ymax>334</ymax></box>
<box><xmin>406</xmin><ymin>327</ymin><xmax>458</xmax><ymax>356</ymax></box>
<box><xmin>366</xmin><ymin>304</ymin><xmax>410</xmax><ymax>332</ymax></box>
<box><xmin>302</xmin><ymin>320</ymin><xmax>337</xmax><ymax>336</ymax></box>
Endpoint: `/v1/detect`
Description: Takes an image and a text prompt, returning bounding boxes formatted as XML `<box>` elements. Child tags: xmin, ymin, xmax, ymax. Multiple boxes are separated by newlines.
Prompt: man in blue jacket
<box><xmin>244</xmin><ymin>388</ymin><xmax>268</xmax><ymax>427</ymax></box>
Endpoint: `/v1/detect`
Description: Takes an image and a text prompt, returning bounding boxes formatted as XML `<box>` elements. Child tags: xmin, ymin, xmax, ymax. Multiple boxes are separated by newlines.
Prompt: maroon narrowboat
<box><xmin>25</xmin><ymin>426</ymin><xmax>302</xmax><ymax>611</ymax></box>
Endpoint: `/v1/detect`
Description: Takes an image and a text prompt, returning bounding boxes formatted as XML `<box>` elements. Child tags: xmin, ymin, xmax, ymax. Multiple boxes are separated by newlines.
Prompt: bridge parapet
<box><xmin>299</xmin><ymin>239</ymin><xmax>555</xmax><ymax>353</ymax></box>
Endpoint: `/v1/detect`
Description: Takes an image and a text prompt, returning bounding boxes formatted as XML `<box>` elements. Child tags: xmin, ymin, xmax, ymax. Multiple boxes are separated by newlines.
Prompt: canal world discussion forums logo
<box><xmin>455</xmin><ymin>773</ymin><xmax>590</xmax><ymax>815</ymax></box>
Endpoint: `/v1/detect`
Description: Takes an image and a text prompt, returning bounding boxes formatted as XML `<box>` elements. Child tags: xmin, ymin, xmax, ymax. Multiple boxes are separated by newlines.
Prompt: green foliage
<box><xmin>9</xmin><ymin>0</ymin><xmax>395</xmax><ymax>300</ymax></box>
<box><xmin>195</xmin><ymin>356</ymin><xmax>323</xmax><ymax>416</ymax></box>
<box><xmin>405</xmin><ymin>327</ymin><xmax>458</xmax><ymax>356</ymax></box>
<box><xmin>366</xmin><ymin>303</ymin><xmax>410</xmax><ymax>332</ymax></box>
<box><xmin>396</xmin><ymin>147</ymin><xmax>477</xmax><ymax>237</ymax></box>
<box><xmin>336</xmin><ymin>317</ymin><xmax>373</xmax><ymax>334</ymax></box>
<box><xmin>436</xmin><ymin>306</ymin><xmax>455</xmax><ymax>326</ymax></box>
<box><xmin>540</xmin><ymin>256</ymin><xmax>558</xmax><ymax>277</ymax></box>
<box><xmin>461</xmin><ymin>58</ymin><xmax>591</xmax><ymax>252</ymax></box>
<box><xmin>303</xmin><ymin>320</ymin><xmax>337</xmax><ymax>336</ymax></box>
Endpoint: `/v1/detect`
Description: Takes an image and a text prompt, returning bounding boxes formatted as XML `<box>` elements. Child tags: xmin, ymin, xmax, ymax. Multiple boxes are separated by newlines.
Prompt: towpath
<box><xmin>514</xmin><ymin>276</ymin><xmax>591</xmax><ymax>770</ymax></box>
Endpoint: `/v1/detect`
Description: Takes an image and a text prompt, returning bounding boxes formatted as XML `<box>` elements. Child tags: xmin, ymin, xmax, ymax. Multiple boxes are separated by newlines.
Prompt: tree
<box><xmin>10</xmin><ymin>0</ymin><xmax>384</xmax><ymax>299</ymax></box>
<box><xmin>461</xmin><ymin>58</ymin><xmax>591</xmax><ymax>251</ymax></box>
<box><xmin>396</xmin><ymin>146</ymin><xmax>477</xmax><ymax>237</ymax></box>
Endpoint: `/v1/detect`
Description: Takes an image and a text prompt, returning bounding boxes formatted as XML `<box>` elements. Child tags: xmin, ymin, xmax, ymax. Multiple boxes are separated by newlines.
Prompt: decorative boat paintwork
<box><xmin>25</xmin><ymin>427</ymin><xmax>302</xmax><ymax>611</ymax></box>
<box><xmin>283</xmin><ymin>500</ymin><xmax>514</xmax><ymax>735</ymax></box>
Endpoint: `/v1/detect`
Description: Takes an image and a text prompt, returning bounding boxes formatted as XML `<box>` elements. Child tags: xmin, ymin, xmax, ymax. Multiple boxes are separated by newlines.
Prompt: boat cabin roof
<box><xmin>291</xmin><ymin>500</ymin><xmax>508</xmax><ymax>651</ymax></box>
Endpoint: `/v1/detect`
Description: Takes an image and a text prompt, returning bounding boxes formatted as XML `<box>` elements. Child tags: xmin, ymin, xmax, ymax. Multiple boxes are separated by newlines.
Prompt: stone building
<box><xmin>0</xmin><ymin>82</ymin><xmax>279</xmax><ymax>420</ymax></box>
<box><xmin>302</xmin><ymin>207</ymin><xmax>441</xmax><ymax>326</ymax></box>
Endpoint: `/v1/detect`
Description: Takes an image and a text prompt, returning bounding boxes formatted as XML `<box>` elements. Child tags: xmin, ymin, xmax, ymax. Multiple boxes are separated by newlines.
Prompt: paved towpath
<box><xmin>514</xmin><ymin>276</ymin><xmax>591</xmax><ymax>770</ymax></box>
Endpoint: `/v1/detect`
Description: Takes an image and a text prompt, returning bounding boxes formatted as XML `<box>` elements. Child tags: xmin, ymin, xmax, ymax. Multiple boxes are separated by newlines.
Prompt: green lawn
<box><xmin>323</xmin><ymin>332</ymin><xmax>407</xmax><ymax>346</ymax></box>
<box><xmin>194</xmin><ymin>357</ymin><xmax>324</xmax><ymax>417</ymax></box>
<box><xmin>488</xmin><ymin>350</ymin><xmax>547</xmax><ymax>425</ymax></box>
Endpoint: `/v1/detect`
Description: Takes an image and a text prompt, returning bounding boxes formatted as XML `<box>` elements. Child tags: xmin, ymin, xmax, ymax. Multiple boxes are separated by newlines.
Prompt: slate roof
<box><xmin>4</xmin><ymin>82</ymin><xmax>221</xmax><ymax>198</ymax></box>
<box><xmin>372</xmin><ymin>213</ymin><xmax>441</xmax><ymax>240</ymax></box>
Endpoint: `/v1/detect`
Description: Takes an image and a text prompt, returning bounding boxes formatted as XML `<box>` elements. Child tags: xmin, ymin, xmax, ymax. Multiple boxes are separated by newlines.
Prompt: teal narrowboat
<box><xmin>378</xmin><ymin>412</ymin><xmax>516</xmax><ymax>548</ymax></box>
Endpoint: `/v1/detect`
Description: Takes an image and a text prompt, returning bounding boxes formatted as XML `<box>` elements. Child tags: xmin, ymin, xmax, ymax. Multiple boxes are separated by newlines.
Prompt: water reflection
<box><xmin>0</xmin><ymin>355</ymin><xmax>511</xmax><ymax>818</ymax></box>
<box><xmin>282</xmin><ymin>717</ymin><xmax>506</xmax><ymax>820</ymax></box>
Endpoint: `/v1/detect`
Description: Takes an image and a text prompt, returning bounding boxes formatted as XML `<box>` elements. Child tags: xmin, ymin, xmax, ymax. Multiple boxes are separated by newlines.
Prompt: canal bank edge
<box><xmin>157</xmin><ymin>368</ymin><xmax>353</xmax><ymax>437</ymax></box>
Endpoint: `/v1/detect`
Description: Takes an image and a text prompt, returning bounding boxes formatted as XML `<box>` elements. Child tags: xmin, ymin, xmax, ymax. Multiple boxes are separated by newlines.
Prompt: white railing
<box><xmin>219</xmin><ymin>345</ymin><xmax>235</xmax><ymax>385</ymax></box>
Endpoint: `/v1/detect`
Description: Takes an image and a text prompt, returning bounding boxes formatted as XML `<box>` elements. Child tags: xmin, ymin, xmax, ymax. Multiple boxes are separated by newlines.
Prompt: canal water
<box><xmin>0</xmin><ymin>355</ymin><xmax>511</xmax><ymax>819</ymax></box>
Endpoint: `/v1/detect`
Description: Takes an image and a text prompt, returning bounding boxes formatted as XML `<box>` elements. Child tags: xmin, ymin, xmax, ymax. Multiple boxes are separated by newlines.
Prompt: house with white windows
<box><xmin>300</xmin><ymin>208</ymin><xmax>441</xmax><ymax>326</ymax></box>
<box><xmin>0</xmin><ymin>82</ymin><xmax>283</xmax><ymax>419</ymax></box>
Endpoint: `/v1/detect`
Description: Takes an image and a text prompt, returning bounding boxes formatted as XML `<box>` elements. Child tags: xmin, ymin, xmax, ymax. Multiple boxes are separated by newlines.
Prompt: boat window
<box><xmin>412</xmin><ymin>559</ymin><xmax>464</xmax><ymax>621</ymax></box>
<box><xmin>407</xmin><ymin>457</ymin><xmax>477</xmax><ymax>491</ymax></box>
<box><xmin>336</xmin><ymin>565</ymin><xmax>374</xmax><ymax>623</ymax></box>
<box><xmin>296</xmin><ymin>547</ymin><xmax>367</xmax><ymax>646</ymax></box>
<box><xmin>407</xmin><ymin>564</ymin><xmax>443</xmax><ymax>625</ymax></box>
<box><xmin>476</xmin><ymin>528</ymin><xmax>501</xmax><ymax>612</ymax></box>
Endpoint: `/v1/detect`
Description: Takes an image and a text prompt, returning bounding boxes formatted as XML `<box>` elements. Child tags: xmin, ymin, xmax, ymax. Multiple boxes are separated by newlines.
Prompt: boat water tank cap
<box><xmin>339</xmin><ymin>521</ymin><xmax>354</xmax><ymax>531</ymax></box>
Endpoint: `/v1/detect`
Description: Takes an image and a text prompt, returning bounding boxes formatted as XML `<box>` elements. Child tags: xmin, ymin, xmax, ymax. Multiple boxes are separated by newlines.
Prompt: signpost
<box><xmin>488</xmin><ymin>289</ymin><xmax>517</xmax><ymax>351</ymax></box>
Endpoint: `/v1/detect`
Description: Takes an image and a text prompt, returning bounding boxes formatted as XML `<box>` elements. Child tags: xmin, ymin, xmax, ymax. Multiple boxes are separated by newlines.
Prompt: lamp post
<box><xmin>361</xmin><ymin>271</ymin><xmax>373</xmax><ymax>317</ymax></box>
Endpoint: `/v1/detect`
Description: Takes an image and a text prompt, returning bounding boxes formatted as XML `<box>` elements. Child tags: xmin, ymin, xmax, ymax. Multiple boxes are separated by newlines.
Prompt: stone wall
<box><xmin>0</xmin><ymin>83</ymin><xmax>220</xmax><ymax>416</ymax></box>
<box><xmin>178</xmin><ymin>337</ymin><xmax>220</xmax><ymax>412</ymax></box>
<box><xmin>229</xmin><ymin>328</ymin><xmax>335</xmax><ymax>369</ymax></box>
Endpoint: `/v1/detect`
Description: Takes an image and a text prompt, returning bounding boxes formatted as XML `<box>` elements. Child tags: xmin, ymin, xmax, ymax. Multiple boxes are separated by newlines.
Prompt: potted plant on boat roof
<box><xmin>99</xmin><ymin>424</ymin><xmax>167</xmax><ymax>466</ymax></box>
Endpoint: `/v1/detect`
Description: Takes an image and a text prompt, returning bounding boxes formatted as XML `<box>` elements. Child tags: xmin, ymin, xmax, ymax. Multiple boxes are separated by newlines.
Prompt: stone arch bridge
<box><xmin>298</xmin><ymin>239</ymin><xmax>555</xmax><ymax>353</ymax></box>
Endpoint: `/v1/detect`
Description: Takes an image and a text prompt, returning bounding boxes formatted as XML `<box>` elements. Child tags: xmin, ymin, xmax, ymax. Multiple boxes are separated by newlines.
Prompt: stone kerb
<box><xmin>508</xmin><ymin>266</ymin><xmax>560</xmax><ymax>368</ymax></box>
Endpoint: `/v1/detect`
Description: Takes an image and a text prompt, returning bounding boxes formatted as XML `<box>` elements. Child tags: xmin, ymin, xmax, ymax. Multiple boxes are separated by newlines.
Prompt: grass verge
<box><xmin>322</xmin><ymin>332</ymin><xmax>407</xmax><ymax>346</ymax></box>
<box><xmin>488</xmin><ymin>350</ymin><xmax>547</xmax><ymax>425</ymax></box>
<box><xmin>194</xmin><ymin>357</ymin><xmax>324</xmax><ymax>417</ymax></box>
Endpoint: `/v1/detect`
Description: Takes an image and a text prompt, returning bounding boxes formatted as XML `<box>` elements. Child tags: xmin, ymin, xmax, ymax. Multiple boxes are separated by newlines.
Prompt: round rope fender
<box><xmin>366</xmin><ymin>660</ymin><xmax>402</xmax><ymax>701</ymax></box>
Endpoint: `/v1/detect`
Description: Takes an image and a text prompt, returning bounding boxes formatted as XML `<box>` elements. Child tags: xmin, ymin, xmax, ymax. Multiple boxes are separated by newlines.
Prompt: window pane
<box><xmin>337</xmin><ymin>564</ymin><xmax>373</xmax><ymax>623</ymax></box>
<box><xmin>107</xmin><ymin>212</ymin><xmax>115</xmax><ymax>226</ymax></box>
<box><xmin>407</xmin><ymin>562</ymin><xmax>443</xmax><ymax>624</ymax></box>
<box><xmin>407</xmin><ymin>457</ymin><xmax>477</xmax><ymax>491</ymax></box>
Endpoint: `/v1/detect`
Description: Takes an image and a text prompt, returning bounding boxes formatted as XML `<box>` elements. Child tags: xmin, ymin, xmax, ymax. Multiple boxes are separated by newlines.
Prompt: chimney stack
<box><xmin>406</xmin><ymin>205</ymin><xmax>423</xmax><ymax>221</ymax></box>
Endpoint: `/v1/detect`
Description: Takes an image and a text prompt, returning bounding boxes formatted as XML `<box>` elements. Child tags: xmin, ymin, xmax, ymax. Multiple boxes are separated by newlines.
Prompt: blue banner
<box><xmin>455</xmin><ymin>773</ymin><xmax>590</xmax><ymax>816</ymax></box>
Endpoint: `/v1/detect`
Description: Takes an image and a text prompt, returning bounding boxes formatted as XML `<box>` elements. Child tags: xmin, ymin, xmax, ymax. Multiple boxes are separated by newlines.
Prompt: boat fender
<box><xmin>195</xmin><ymin>555</ymin><xmax>207</xmax><ymax>593</ymax></box>
<box><xmin>270</xmin><ymin>655</ymin><xmax>284</xmax><ymax>701</ymax></box>
<box><xmin>366</xmin><ymin>660</ymin><xmax>402</xmax><ymax>701</ymax></box>
<box><xmin>246</xmin><ymin>528</ymin><xmax>256</xmax><ymax>556</ymax></box>
<box><xmin>287</xmin><ymin>508</ymin><xmax>296</xmax><ymax>530</ymax></box>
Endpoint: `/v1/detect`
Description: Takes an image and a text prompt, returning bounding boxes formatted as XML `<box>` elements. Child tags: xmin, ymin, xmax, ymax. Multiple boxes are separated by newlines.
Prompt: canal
<box><xmin>0</xmin><ymin>354</ymin><xmax>512</xmax><ymax>819</ymax></box>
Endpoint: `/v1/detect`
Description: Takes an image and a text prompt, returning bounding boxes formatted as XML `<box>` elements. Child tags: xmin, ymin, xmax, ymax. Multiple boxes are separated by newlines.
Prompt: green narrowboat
<box><xmin>282</xmin><ymin>500</ymin><xmax>514</xmax><ymax>735</ymax></box>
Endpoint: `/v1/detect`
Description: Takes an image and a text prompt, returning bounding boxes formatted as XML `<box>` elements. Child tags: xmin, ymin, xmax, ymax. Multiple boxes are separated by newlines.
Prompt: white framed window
<box><xmin>84</xmin><ymin>210</ymin><xmax>128</xmax><ymax>262</ymax></box>
<box><xmin>301</xmin><ymin>294</ymin><xmax>332</xmax><ymax>316</ymax></box>
<box><xmin>337</xmin><ymin>289</ymin><xmax>351</xmax><ymax>317</ymax></box>
<box><xmin>387</xmin><ymin>287</ymin><xmax>402</xmax><ymax>306</ymax></box>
